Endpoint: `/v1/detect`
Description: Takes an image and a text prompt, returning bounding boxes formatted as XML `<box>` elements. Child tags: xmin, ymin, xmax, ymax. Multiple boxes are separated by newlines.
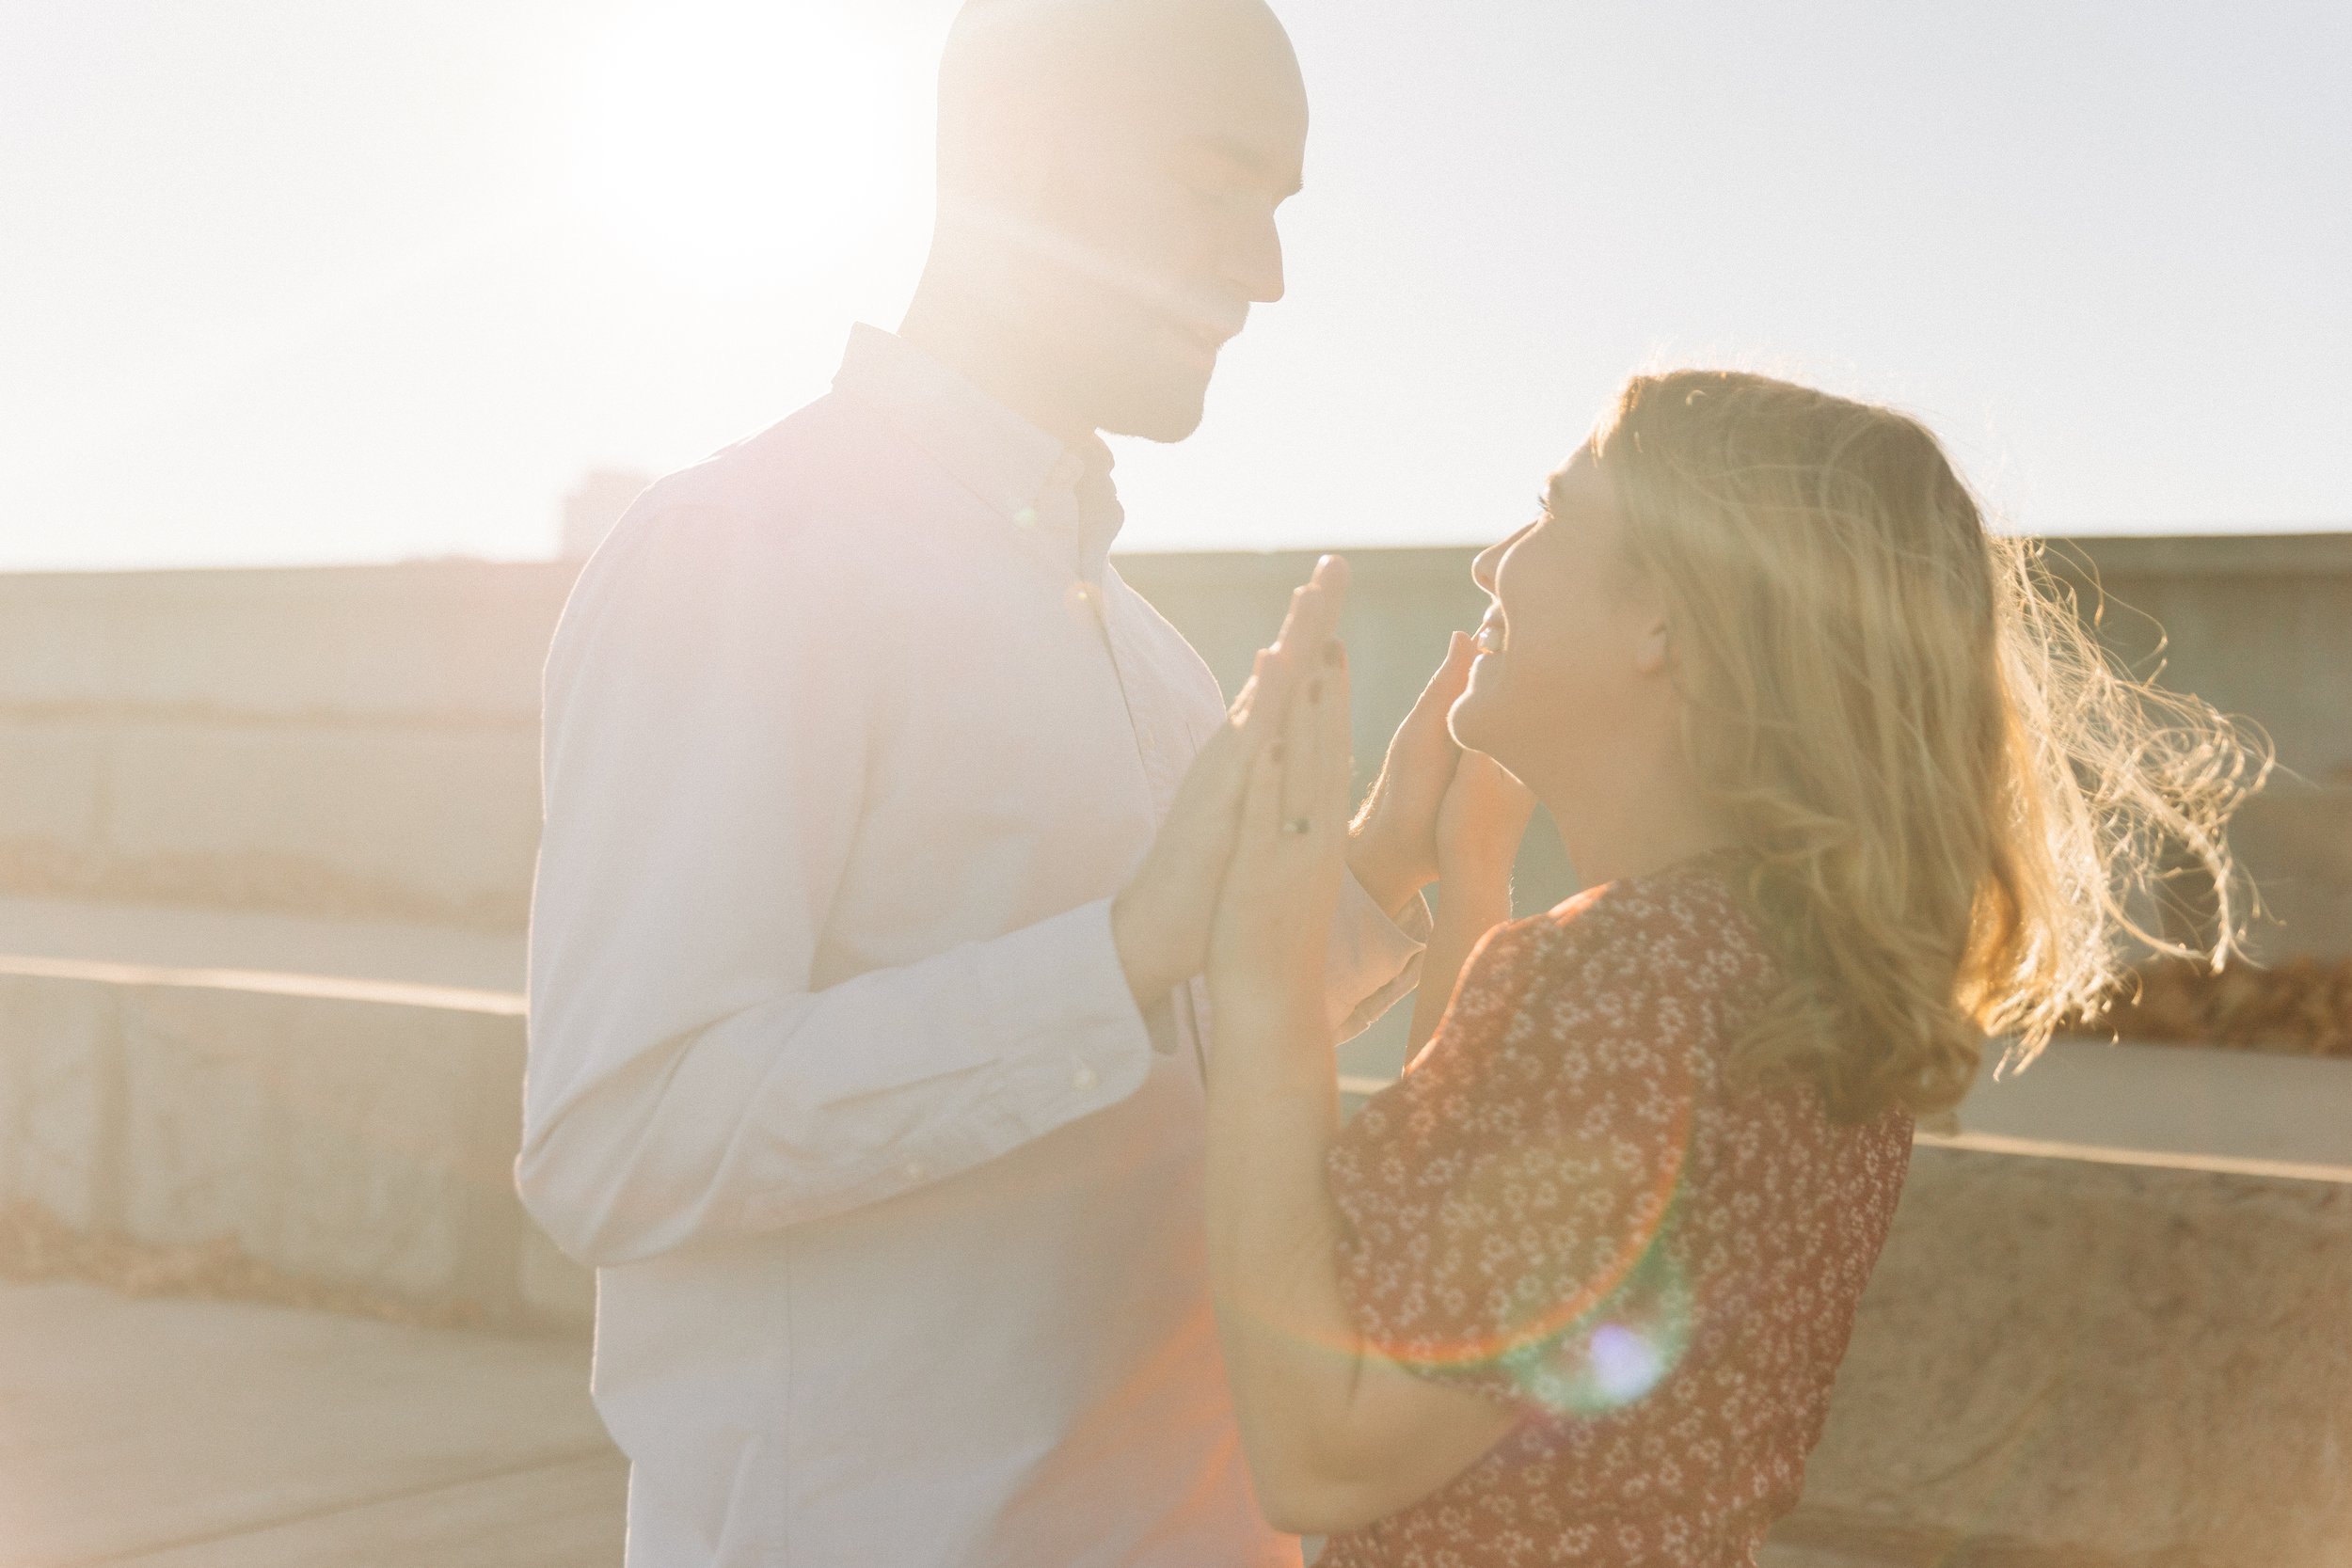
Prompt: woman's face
<box><xmin>1448</xmin><ymin>447</ymin><xmax>1671</xmax><ymax>791</ymax></box>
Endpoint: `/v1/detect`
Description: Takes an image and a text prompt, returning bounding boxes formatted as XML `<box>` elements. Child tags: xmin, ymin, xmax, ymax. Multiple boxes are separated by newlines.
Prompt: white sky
<box><xmin>4</xmin><ymin>0</ymin><xmax>2346</xmax><ymax>571</ymax></box>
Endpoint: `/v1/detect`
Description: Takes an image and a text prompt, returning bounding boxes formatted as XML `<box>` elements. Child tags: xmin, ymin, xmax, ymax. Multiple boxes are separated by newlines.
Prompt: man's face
<box><xmin>1018</xmin><ymin>15</ymin><xmax>1307</xmax><ymax>442</ymax></box>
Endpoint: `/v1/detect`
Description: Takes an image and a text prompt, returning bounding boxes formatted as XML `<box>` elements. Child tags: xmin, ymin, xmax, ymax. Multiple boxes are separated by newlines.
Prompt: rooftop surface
<box><xmin>0</xmin><ymin>1277</ymin><xmax>1915</xmax><ymax>1567</ymax></box>
<box><xmin>0</xmin><ymin>1283</ymin><xmax>619</xmax><ymax>1567</ymax></box>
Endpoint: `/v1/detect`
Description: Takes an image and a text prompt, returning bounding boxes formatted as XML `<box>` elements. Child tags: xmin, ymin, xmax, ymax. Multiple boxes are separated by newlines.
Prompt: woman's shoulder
<box><xmin>1518</xmin><ymin>853</ymin><xmax>1780</xmax><ymax>1000</ymax></box>
<box><xmin>1404</xmin><ymin>856</ymin><xmax>1779</xmax><ymax>1101</ymax></box>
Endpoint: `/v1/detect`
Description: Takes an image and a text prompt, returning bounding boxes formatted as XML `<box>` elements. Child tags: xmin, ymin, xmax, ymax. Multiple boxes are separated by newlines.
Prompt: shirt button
<box><xmin>1072</xmin><ymin>1064</ymin><xmax>1099</xmax><ymax>1092</ymax></box>
<box><xmin>902</xmin><ymin>1161</ymin><xmax>927</xmax><ymax>1183</ymax></box>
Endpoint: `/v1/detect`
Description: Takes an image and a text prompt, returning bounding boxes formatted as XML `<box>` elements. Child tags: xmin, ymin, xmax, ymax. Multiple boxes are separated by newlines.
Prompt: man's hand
<box><xmin>1111</xmin><ymin>557</ymin><xmax>1349</xmax><ymax>1010</ymax></box>
<box><xmin>1345</xmin><ymin>631</ymin><xmax>1477</xmax><ymax>919</ymax></box>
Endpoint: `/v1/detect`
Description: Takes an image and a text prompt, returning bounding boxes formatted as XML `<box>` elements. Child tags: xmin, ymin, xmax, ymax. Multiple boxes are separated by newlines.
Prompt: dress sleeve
<box><xmin>1326</xmin><ymin>888</ymin><xmax>1710</xmax><ymax>1413</ymax></box>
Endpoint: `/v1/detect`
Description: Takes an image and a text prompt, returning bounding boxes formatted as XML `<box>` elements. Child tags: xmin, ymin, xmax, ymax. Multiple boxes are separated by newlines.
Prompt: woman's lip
<box><xmin>1472</xmin><ymin>621</ymin><xmax>1504</xmax><ymax>655</ymax></box>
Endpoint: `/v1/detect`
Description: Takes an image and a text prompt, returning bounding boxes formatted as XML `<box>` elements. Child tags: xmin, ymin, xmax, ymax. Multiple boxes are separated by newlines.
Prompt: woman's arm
<box><xmin>1405</xmin><ymin>751</ymin><xmax>1534</xmax><ymax>1058</ymax></box>
<box><xmin>1203</xmin><ymin>634</ymin><xmax>1521</xmax><ymax>1536</ymax></box>
<box><xmin>1205</xmin><ymin>993</ymin><xmax>1521</xmax><ymax>1534</ymax></box>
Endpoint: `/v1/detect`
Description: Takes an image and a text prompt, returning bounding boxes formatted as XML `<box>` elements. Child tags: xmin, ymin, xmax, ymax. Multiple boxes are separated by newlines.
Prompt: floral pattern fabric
<box><xmin>1320</xmin><ymin>861</ymin><xmax>1914</xmax><ymax>1567</ymax></box>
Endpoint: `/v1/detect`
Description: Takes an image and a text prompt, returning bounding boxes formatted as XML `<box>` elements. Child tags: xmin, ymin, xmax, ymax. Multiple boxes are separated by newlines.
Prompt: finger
<box><xmin>1318</xmin><ymin>638</ymin><xmax>1354</xmax><ymax>832</ymax></box>
<box><xmin>1235</xmin><ymin>646</ymin><xmax>1295</xmax><ymax>738</ymax></box>
<box><xmin>1280</xmin><ymin>650</ymin><xmax>1323</xmax><ymax>830</ymax></box>
<box><xmin>1272</xmin><ymin>554</ymin><xmax>1349</xmax><ymax>663</ymax></box>
<box><xmin>1309</xmin><ymin>554</ymin><xmax>1351</xmax><ymax>637</ymax></box>
<box><xmin>1270</xmin><ymin>579</ymin><xmax>1320</xmax><ymax>662</ymax></box>
<box><xmin>1230</xmin><ymin>648</ymin><xmax>1265</xmax><ymax>725</ymax></box>
<box><xmin>1408</xmin><ymin>630</ymin><xmax>1476</xmax><ymax>721</ymax></box>
<box><xmin>1438</xmin><ymin>628</ymin><xmax>1475</xmax><ymax>696</ymax></box>
<box><xmin>1239</xmin><ymin>727</ymin><xmax>1283</xmax><ymax>852</ymax></box>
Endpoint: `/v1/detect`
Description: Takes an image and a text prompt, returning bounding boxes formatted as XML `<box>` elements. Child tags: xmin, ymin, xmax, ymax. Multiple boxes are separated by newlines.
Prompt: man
<box><xmin>520</xmin><ymin>2</ymin><xmax>1461</xmax><ymax>1561</ymax></box>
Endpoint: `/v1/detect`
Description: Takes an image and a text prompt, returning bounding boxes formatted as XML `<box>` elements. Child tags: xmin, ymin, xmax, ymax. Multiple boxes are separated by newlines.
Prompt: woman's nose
<box><xmin>1471</xmin><ymin>537</ymin><xmax>1503</xmax><ymax>594</ymax></box>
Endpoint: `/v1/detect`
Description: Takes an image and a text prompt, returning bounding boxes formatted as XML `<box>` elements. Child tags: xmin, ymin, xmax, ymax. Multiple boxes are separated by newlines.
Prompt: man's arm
<box><xmin>519</xmin><ymin>504</ymin><xmax>1158</xmax><ymax>1266</ymax></box>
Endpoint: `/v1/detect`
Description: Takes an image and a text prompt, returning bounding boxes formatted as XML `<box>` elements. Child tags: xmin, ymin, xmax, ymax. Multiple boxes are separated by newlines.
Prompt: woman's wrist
<box><xmin>1430</xmin><ymin>864</ymin><xmax>1514</xmax><ymax>942</ymax></box>
<box><xmin>1433</xmin><ymin>857</ymin><xmax>1514</xmax><ymax>903</ymax></box>
<box><xmin>1345</xmin><ymin>825</ymin><xmax>1437</xmax><ymax>923</ymax></box>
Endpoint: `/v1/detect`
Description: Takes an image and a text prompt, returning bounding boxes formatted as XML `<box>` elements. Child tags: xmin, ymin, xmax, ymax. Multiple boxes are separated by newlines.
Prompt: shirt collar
<box><xmin>832</xmin><ymin>325</ymin><xmax>1122</xmax><ymax>575</ymax></box>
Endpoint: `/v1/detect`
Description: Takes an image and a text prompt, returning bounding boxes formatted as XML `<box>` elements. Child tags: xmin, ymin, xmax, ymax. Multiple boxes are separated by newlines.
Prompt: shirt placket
<box><xmin>1042</xmin><ymin>510</ymin><xmax>1201</xmax><ymax>1078</ymax></box>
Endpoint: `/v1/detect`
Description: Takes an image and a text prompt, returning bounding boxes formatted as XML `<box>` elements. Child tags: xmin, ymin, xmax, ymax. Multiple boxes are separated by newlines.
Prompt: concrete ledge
<box><xmin>0</xmin><ymin>964</ymin><xmax>585</xmax><ymax>1328</ymax></box>
<box><xmin>1952</xmin><ymin>1035</ymin><xmax>2352</xmax><ymax>1175</ymax></box>
<box><xmin>0</xmin><ymin>896</ymin><xmax>525</xmax><ymax>992</ymax></box>
<box><xmin>1802</xmin><ymin>1147</ymin><xmax>2352</xmax><ymax>1565</ymax></box>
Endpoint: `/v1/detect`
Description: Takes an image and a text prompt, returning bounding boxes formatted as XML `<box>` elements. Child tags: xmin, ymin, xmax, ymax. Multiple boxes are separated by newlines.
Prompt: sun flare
<box><xmin>570</xmin><ymin>3</ymin><xmax>928</xmax><ymax>292</ymax></box>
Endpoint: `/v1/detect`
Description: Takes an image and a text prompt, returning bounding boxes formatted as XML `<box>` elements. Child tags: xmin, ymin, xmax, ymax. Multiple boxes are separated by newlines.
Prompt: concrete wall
<box><xmin>2</xmin><ymin>534</ymin><xmax>2346</xmax><ymax>952</ymax></box>
<box><xmin>0</xmin><ymin>562</ymin><xmax>568</xmax><ymax>928</ymax></box>
<box><xmin>1789</xmin><ymin>1147</ymin><xmax>2352</xmax><ymax>1567</ymax></box>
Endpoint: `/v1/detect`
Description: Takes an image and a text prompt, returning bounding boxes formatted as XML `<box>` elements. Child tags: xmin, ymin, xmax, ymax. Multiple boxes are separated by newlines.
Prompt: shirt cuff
<box><xmin>967</xmin><ymin>895</ymin><xmax>1157</xmax><ymax>1138</ymax></box>
<box><xmin>1325</xmin><ymin>873</ymin><xmax>1432</xmax><ymax>1040</ymax></box>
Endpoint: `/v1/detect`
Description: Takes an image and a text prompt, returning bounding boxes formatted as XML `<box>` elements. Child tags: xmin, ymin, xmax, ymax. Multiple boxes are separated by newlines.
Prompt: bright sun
<box><xmin>571</xmin><ymin>3</ymin><xmax>927</xmax><ymax>293</ymax></box>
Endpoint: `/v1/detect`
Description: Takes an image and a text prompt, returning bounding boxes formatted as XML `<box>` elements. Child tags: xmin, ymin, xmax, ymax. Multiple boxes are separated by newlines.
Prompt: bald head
<box><xmin>903</xmin><ymin>0</ymin><xmax>1308</xmax><ymax>444</ymax></box>
<box><xmin>938</xmin><ymin>0</ymin><xmax>1303</xmax><ymax>201</ymax></box>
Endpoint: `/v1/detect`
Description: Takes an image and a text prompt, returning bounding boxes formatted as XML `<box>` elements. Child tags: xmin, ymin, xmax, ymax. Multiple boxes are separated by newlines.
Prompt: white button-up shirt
<box><xmin>520</xmin><ymin>325</ymin><xmax>1423</xmax><ymax>1567</ymax></box>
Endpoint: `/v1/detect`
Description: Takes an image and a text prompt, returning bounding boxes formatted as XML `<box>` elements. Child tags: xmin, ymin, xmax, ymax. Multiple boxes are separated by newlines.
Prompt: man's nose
<box><xmin>1226</xmin><ymin>214</ymin><xmax>1286</xmax><ymax>306</ymax></box>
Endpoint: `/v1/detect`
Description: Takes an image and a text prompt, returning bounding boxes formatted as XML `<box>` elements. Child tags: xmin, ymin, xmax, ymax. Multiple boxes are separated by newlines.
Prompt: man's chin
<box><xmin>1110</xmin><ymin>408</ymin><xmax>1208</xmax><ymax>444</ymax></box>
<box><xmin>1095</xmin><ymin>372</ymin><xmax>1213</xmax><ymax>444</ymax></box>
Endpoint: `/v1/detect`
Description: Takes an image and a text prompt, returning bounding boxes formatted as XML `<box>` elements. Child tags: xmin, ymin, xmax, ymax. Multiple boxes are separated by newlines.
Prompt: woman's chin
<box><xmin>1447</xmin><ymin>682</ymin><xmax>1502</xmax><ymax>759</ymax></box>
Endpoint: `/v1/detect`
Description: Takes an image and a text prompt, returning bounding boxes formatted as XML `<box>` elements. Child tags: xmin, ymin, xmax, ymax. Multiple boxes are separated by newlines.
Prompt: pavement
<box><xmin>0</xmin><ymin>1283</ymin><xmax>620</xmax><ymax>1568</ymax></box>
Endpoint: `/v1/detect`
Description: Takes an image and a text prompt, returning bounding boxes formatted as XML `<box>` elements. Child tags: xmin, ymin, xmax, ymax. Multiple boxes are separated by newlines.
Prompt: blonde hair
<box><xmin>1592</xmin><ymin>371</ymin><xmax>2262</xmax><ymax>1122</ymax></box>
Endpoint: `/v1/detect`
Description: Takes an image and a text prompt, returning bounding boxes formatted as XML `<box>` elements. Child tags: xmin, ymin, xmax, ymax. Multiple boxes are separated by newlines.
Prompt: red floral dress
<box><xmin>1320</xmin><ymin>860</ymin><xmax>1913</xmax><ymax>1567</ymax></box>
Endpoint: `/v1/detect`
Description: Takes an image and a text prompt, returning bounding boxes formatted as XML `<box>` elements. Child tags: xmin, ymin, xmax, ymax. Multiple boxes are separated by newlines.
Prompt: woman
<box><xmin>1198</xmin><ymin>371</ymin><xmax>2255</xmax><ymax>1564</ymax></box>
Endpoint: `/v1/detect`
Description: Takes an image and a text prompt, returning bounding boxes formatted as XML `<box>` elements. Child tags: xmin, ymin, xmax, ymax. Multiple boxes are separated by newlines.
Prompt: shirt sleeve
<box><xmin>1326</xmin><ymin>876</ymin><xmax>1430</xmax><ymax>1040</ymax></box>
<box><xmin>517</xmin><ymin>503</ymin><xmax>1155</xmax><ymax>1266</ymax></box>
<box><xmin>1326</xmin><ymin>893</ymin><xmax>1708</xmax><ymax>1412</ymax></box>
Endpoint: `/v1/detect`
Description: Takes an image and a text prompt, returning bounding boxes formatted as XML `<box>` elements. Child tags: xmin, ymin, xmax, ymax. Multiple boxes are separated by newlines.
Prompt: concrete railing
<box><xmin>0</xmin><ymin>957</ymin><xmax>585</xmax><ymax>1329</ymax></box>
<box><xmin>2</xmin><ymin>535</ymin><xmax>2347</xmax><ymax>953</ymax></box>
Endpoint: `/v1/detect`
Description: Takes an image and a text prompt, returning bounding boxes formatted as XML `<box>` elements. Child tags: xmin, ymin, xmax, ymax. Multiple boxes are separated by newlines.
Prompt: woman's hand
<box><xmin>1200</xmin><ymin>627</ymin><xmax>1525</xmax><ymax>1540</ymax></box>
<box><xmin>1207</xmin><ymin>634</ymin><xmax>1355</xmax><ymax>1015</ymax></box>
<box><xmin>1112</xmin><ymin>558</ymin><xmax>1346</xmax><ymax>1008</ymax></box>
<box><xmin>1436</xmin><ymin>748</ymin><xmax>1537</xmax><ymax>891</ymax></box>
<box><xmin>1404</xmin><ymin>753</ymin><xmax>1537</xmax><ymax>1060</ymax></box>
<box><xmin>1346</xmin><ymin>631</ymin><xmax>1478</xmax><ymax>918</ymax></box>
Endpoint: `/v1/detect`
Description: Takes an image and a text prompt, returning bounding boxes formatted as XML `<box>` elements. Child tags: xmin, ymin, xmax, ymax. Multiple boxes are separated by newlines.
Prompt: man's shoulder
<box><xmin>549</xmin><ymin>394</ymin><xmax>916</xmax><ymax>664</ymax></box>
<box><xmin>628</xmin><ymin>391</ymin><xmax>887</xmax><ymax>535</ymax></box>
<box><xmin>587</xmin><ymin>392</ymin><xmax>933</xmax><ymax>589</ymax></box>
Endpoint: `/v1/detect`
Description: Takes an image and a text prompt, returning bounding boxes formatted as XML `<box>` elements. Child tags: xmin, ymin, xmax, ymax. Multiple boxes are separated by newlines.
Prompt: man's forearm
<box><xmin>522</xmin><ymin>896</ymin><xmax>1154</xmax><ymax>1263</ymax></box>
